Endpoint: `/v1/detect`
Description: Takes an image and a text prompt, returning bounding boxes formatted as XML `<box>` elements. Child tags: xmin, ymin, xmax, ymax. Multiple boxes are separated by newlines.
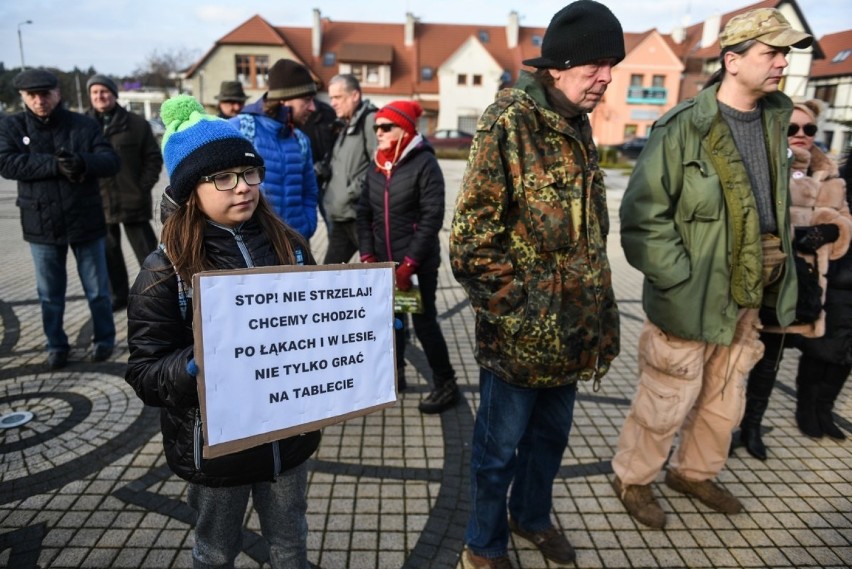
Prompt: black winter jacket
<box><xmin>86</xmin><ymin>105</ymin><xmax>162</xmax><ymax>224</ymax></box>
<box><xmin>0</xmin><ymin>104</ymin><xmax>121</xmax><ymax>244</ymax></box>
<box><xmin>800</xmin><ymin>180</ymin><xmax>852</xmax><ymax>366</ymax></box>
<box><xmin>357</xmin><ymin>139</ymin><xmax>444</xmax><ymax>273</ymax></box>
<box><xmin>125</xmin><ymin>217</ymin><xmax>321</xmax><ymax>487</ymax></box>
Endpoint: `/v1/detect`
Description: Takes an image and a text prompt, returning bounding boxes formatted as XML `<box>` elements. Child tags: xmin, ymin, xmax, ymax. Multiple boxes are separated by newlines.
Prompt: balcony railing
<box><xmin>627</xmin><ymin>86</ymin><xmax>668</xmax><ymax>105</ymax></box>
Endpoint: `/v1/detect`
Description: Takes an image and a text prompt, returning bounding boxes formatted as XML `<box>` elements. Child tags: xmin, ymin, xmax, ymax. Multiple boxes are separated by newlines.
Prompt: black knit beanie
<box><xmin>523</xmin><ymin>0</ymin><xmax>625</xmax><ymax>69</ymax></box>
<box><xmin>267</xmin><ymin>59</ymin><xmax>317</xmax><ymax>101</ymax></box>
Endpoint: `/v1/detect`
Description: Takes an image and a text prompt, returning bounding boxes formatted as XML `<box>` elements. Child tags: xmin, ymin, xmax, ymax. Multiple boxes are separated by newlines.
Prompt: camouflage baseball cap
<box><xmin>719</xmin><ymin>8</ymin><xmax>812</xmax><ymax>49</ymax></box>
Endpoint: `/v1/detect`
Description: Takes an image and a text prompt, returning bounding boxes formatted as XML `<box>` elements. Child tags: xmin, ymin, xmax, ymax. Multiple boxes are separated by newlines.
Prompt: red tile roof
<box><xmin>811</xmin><ymin>30</ymin><xmax>852</xmax><ymax>78</ymax></box>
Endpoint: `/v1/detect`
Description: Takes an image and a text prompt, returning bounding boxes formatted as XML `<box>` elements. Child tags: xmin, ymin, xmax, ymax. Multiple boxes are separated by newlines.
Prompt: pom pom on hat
<box><xmin>375</xmin><ymin>100</ymin><xmax>422</xmax><ymax>138</ymax></box>
<box><xmin>160</xmin><ymin>94</ymin><xmax>263</xmax><ymax>205</ymax></box>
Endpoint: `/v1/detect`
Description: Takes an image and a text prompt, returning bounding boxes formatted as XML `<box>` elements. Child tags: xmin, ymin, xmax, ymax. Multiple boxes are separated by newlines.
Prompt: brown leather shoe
<box><xmin>508</xmin><ymin>518</ymin><xmax>575</xmax><ymax>565</ymax></box>
<box><xmin>460</xmin><ymin>547</ymin><xmax>515</xmax><ymax>569</ymax></box>
<box><xmin>612</xmin><ymin>475</ymin><xmax>666</xmax><ymax>529</ymax></box>
<box><xmin>665</xmin><ymin>469</ymin><xmax>742</xmax><ymax>514</ymax></box>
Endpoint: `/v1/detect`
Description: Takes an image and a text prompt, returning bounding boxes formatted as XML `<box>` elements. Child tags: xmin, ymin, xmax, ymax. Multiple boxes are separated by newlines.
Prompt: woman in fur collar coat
<box><xmin>739</xmin><ymin>100</ymin><xmax>852</xmax><ymax>459</ymax></box>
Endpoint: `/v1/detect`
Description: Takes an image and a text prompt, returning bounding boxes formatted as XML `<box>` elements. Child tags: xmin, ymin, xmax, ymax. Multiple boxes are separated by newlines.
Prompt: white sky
<box><xmin>2</xmin><ymin>0</ymin><xmax>850</xmax><ymax>77</ymax></box>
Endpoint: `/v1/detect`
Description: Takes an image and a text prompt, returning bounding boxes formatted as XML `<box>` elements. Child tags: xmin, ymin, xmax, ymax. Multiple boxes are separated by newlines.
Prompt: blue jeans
<box><xmin>187</xmin><ymin>462</ymin><xmax>310</xmax><ymax>569</ymax></box>
<box><xmin>29</xmin><ymin>239</ymin><xmax>115</xmax><ymax>353</ymax></box>
<box><xmin>465</xmin><ymin>368</ymin><xmax>577</xmax><ymax>557</ymax></box>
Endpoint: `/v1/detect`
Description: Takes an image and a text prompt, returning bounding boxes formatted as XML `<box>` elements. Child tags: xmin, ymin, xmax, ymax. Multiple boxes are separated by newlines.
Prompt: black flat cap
<box><xmin>13</xmin><ymin>69</ymin><xmax>59</xmax><ymax>91</ymax></box>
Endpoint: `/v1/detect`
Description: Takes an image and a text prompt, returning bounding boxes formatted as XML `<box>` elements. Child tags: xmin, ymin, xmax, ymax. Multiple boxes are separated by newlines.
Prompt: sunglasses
<box><xmin>200</xmin><ymin>166</ymin><xmax>265</xmax><ymax>191</ymax></box>
<box><xmin>372</xmin><ymin>123</ymin><xmax>398</xmax><ymax>133</ymax></box>
<box><xmin>788</xmin><ymin>123</ymin><xmax>818</xmax><ymax>137</ymax></box>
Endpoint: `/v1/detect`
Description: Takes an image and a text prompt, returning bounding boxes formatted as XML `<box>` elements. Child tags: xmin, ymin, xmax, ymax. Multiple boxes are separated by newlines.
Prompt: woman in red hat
<box><xmin>357</xmin><ymin>100</ymin><xmax>459</xmax><ymax>414</ymax></box>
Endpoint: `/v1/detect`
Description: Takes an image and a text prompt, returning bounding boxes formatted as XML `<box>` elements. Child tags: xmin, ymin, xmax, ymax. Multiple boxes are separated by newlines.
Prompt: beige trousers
<box><xmin>611</xmin><ymin>309</ymin><xmax>764</xmax><ymax>485</ymax></box>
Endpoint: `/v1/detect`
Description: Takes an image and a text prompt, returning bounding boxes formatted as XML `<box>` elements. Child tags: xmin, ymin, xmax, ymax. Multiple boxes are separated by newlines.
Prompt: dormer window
<box><xmin>532</xmin><ymin>35</ymin><xmax>542</xmax><ymax>47</ymax></box>
<box><xmin>832</xmin><ymin>49</ymin><xmax>851</xmax><ymax>63</ymax></box>
<box><xmin>421</xmin><ymin>67</ymin><xmax>434</xmax><ymax>81</ymax></box>
<box><xmin>323</xmin><ymin>53</ymin><xmax>336</xmax><ymax>66</ymax></box>
<box><xmin>478</xmin><ymin>30</ymin><xmax>490</xmax><ymax>43</ymax></box>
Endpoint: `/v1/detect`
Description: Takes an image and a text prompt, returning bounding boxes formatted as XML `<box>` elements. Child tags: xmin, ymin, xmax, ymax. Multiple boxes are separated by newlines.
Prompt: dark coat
<box><xmin>0</xmin><ymin>104</ymin><xmax>121</xmax><ymax>244</ymax></box>
<box><xmin>125</xmin><ymin>217</ymin><xmax>321</xmax><ymax>487</ymax></box>
<box><xmin>86</xmin><ymin>105</ymin><xmax>162</xmax><ymax>224</ymax></box>
<box><xmin>357</xmin><ymin>139</ymin><xmax>444</xmax><ymax>274</ymax></box>
<box><xmin>800</xmin><ymin>170</ymin><xmax>852</xmax><ymax>366</ymax></box>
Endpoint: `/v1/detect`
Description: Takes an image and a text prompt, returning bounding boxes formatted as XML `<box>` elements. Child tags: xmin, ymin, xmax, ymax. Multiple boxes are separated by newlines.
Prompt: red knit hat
<box><xmin>375</xmin><ymin>100</ymin><xmax>422</xmax><ymax>137</ymax></box>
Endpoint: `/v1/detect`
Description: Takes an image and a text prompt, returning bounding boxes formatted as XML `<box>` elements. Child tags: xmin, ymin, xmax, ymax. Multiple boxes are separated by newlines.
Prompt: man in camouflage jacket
<box><xmin>450</xmin><ymin>2</ymin><xmax>622</xmax><ymax>566</ymax></box>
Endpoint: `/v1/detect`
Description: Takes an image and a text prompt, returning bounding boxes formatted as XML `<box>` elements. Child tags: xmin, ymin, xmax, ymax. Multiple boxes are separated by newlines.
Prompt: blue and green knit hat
<box><xmin>160</xmin><ymin>94</ymin><xmax>263</xmax><ymax>205</ymax></box>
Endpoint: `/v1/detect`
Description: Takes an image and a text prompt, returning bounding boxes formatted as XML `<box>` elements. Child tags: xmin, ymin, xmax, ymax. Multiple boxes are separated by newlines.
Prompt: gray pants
<box><xmin>187</xmin><ymin>462</ymin><xmax>310</xmax><ymax>569</ymax></box>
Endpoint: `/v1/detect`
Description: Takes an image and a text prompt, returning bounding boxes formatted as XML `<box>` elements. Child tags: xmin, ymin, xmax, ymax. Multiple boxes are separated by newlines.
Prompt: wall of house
<box><xmin>808</xmin><ymin>77</ymin><xmax>852</xmax><ymax>155</ymax></box>
<box><xmin>437</xmin><ymin>40</ymin><xmax>503</xmax><ymax>132</ymax></box>
<box><xmin>591</xmin><ymin>34</ymin><xmax>684</xmax><ymax>146</ymax></box>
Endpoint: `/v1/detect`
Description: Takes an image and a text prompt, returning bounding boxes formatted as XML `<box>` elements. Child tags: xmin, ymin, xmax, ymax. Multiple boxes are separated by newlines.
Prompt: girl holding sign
<box><xmin>125</xmin><ymin>95</ymin><xmax>320</xmax><ymax>569</ymax></box>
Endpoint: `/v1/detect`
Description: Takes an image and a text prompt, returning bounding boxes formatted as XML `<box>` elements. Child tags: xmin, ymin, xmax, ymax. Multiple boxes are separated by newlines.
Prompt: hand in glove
<box><xmin>794</xmin><ymin>223</ymin><xmax>840</xmax><ymax>254</ymax></box>
<box><xmin>395</xmin><ymin>257</ymin><xmax>418</xmax><ymax>292</ymax></box>
<box><xmin>55</xmin><ymin>148</ymin><xmax>85</xmax><ymax>182</ymax></box>
<box><xmin>360</xmin><ymin>253</ymin><xmax>378</xmax><ymax>263</ymax></box>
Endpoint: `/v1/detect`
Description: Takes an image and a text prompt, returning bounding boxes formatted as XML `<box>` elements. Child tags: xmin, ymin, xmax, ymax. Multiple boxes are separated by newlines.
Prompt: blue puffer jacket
<box><xmin>230</xmin><ymin>99</ymin><xmax>318</xmax><ymax>239</ymax></box>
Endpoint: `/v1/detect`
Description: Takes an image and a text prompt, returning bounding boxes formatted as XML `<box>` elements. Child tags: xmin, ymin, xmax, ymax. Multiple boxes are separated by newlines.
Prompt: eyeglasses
<box><xmin>788</xmin><ymin>123</ymin><xmax>818</xmax><ymax>137</ymax></box>
<box><xmin>200</xmin><ymin>167</ymin><xmax>265</xmax><ymax>191</ymax></box>
<box><xmin>373</xmin><ymin>123</ymin><xmax>397</xmax><ymax>133</ymax></box>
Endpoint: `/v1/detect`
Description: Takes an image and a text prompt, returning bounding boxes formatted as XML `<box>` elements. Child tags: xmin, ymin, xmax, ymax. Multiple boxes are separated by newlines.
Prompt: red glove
<box><xmin>360</xmin><ymin>253</ymin><xmax>378</xmax><ymax>263</ymax></box>
<box><xmin>395</xmin><ymin>257</ymin><xmax>418</xmax><ymax>291</ymax></box>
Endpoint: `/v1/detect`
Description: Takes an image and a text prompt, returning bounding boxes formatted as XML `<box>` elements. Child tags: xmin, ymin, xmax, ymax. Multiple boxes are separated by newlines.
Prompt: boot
<box><xmin>740</xmin><ymin>356</ymin><xmax>778</xmax><ymax>460</ymax></box>
<box><xmin>418</xmin><ymin>379</ymin><xmax>460</xmax><ymax>414</ymax></box>
<box><xmin>816</xmin><ymin>363</ymin><xmax>850</xmax><ymax>440</ymax></box>
<box><xmin>796</xmin><ymin>355</ymin><xmax>823</xmax><ymax>438</ymax></box>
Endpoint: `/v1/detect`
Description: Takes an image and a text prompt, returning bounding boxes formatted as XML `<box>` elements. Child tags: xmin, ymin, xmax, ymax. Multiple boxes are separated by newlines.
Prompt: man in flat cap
<box><xmin>86</xmin><ymin>74</ymin><xmax>162</xmax><ymax>312</ymax></box>
<box><xmin>611</xmin><ymin>8</ymin><xmax>813</xmax><ymax>529</ymax></box>
<box><xmin>230</xmin><ymin>59</ymin><xmax>319</xmax><ymax>239</ymax></box>
<box><xmin>450</xmin><ymin>1</ymin><xmax>623</xmax><ymax>566</ymax></box>
<box><xmin>214</xmin><ymin>80</ymin><xmax>248</xmax><ymax>119</ymax></box>
<box><xmin>0</xmin><ymin>69</ymin><xmax>121</xmax><ymax>369</ymax></box>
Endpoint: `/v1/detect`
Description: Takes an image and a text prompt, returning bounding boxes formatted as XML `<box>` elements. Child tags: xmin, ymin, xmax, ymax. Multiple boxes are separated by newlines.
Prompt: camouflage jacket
<box><xmin>450</xmin><ymin>72</ymin><xmax>620</xmax><ymax>387</ymax></box>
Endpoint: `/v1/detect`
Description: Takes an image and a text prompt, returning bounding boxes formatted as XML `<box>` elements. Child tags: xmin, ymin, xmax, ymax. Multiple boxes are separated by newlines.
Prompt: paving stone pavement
<box><xmin>1</xmin><ymin>160</ymin><xmax>851</xmax><ymax>569</ymax></box>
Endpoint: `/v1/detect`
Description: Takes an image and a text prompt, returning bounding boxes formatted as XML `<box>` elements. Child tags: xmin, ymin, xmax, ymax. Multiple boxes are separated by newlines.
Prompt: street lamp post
<box><xmin>18</xmin><ymin>20</ymin><xmax>33</xmax><ymax>70</ymax></box>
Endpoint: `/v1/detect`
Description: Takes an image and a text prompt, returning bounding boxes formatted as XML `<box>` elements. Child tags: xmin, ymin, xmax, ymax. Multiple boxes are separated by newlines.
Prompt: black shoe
<box><xmin>47</xmin><ymin>351</ymin><xmax>68</xmax><ymax>370</ymax></box>
<box><xmin>91</xmin><ymin>344</ymin><xmax>114</xmax><ymax>362</ymax></box>
<box><xmin>740</xmin><ymin>425</ymin><xmax>767</xmax><ymax>460</ymax></box>
<box><xmin>418</xmin><ymin>382</ymin><xmax>459</xmax><ymax>414</ymax></box>
<box><xmin>508</xmin><ymin>518</ymin><xmax>576</xmax><ymax>564</ymax></box>
<box><xmin>817</xmin><ymin>411</ymin><xmax>847</xmax><ymax>440</ymax></box>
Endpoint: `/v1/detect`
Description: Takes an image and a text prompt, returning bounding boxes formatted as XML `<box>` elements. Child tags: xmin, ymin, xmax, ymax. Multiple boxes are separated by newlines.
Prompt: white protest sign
<box><xmin>192</xmin><ymin>263</ymin><xmax>397</xmax><ymax>458</ymax></box>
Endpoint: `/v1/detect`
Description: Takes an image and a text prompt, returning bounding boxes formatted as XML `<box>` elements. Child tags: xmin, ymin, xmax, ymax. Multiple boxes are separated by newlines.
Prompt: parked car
<box><xmin>618</xmin><ymin>136</ymin><xmax>648</xmax><ymax>160</ymax></box>
<box><xmin>427</xmin><ymin>129</ymin><xmax>474</xmax><ymax>150</ymax></box>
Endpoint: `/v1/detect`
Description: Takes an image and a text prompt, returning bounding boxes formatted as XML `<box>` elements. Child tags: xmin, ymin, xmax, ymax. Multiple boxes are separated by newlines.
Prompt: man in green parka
<box><xmin>611</xmin><ymin>8</ymin><xmax>812</xmax><ymax>530</ymax></box>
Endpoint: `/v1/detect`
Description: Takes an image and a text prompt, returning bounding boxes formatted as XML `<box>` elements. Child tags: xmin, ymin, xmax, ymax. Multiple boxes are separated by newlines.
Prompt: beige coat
<box><xmin>769</xmin><ymin>146</ymin><xmax>852</xmax><ymax>337</ymax></box>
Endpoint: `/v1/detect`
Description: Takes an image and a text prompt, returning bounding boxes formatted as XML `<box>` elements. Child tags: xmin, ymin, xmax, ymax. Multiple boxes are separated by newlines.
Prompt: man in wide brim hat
<box><xmin>215</xmin><ymin>80</ymin><xmax>248</xmax><ymax>118</ymax></box>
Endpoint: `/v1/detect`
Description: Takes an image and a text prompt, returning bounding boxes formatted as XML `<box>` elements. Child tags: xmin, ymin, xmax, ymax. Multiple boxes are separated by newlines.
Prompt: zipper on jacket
<box><xmin>383</xmin><ymin>176</ymin><xmax>394</xmax><ymax>261</ymax></box>
<box><xmin>193</xmin><ymin>408</ymin><xmax>203</xmax><ymax>471</ymax></box>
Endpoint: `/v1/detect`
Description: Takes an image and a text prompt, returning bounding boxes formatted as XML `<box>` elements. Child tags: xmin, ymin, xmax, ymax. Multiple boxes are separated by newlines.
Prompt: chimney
<box><xmin>700</xmin><ymin>12</ymin><xmax>721</xmax><ymax>49</ymax></box>
<box><xmin>507</xmin><ymin>11</ymin><xmax>519</xmax><ymax>49</ymax></box>
<box><xmin>671</xmin><ymin>26</ymin><xmax>685</xmax><ymax>44</ymax></box>
<box><xmin>405</xmin><ymin>12</ymin><xmax>416</xmax><ymax>47</ymax></box>
<box><xmin>312</xmin><ymin>8</ymin><xmax>322</xmax><ymax>58</ymax></box>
